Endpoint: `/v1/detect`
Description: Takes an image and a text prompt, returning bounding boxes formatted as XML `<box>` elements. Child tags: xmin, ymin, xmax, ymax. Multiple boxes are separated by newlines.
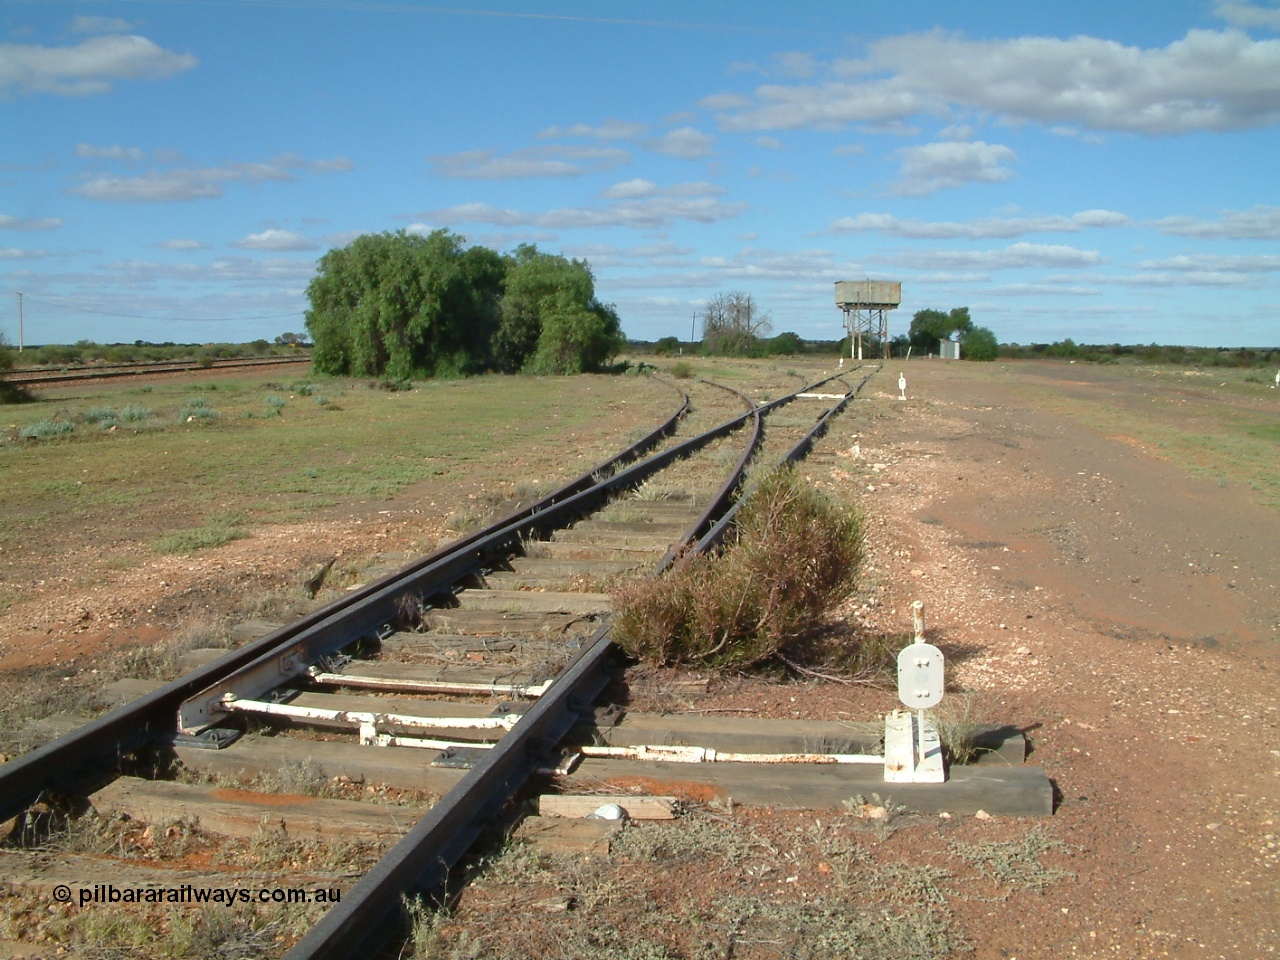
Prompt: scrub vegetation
<box><xmin>612</xmin><ymin>465</ymin><xmax>865</xmax><ymax>669</ymax></box>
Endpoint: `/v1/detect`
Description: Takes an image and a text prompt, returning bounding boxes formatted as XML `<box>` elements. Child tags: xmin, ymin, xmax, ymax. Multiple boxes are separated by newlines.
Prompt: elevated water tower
<box><xmin>835</xmin><ymin>280</ymin><xmax>900</xmax><ymax>360</ymax></box>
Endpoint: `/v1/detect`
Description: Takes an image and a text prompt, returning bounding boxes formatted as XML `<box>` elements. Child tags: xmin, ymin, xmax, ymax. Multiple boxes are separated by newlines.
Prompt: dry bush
<box><xmin>611</xmin><ymin>465</ymin><xmax>863</xmax><ymax>668</ymax></box>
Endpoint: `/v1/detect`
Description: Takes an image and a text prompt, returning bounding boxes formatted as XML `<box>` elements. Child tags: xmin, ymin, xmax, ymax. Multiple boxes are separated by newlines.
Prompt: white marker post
<box><xmin>898</xmin><ymin>372</ymin><xmax>907</xmax><ymax>400</ymax></box>
<box><xmin>884</xmin><ymin>600</ymin><xmax>946</xmax><ymax>783</ymax></box>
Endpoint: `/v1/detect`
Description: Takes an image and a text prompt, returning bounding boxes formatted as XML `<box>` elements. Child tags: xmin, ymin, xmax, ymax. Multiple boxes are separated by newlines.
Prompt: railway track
<box><xmin>5</xmin><ymin>354</ymin><xmax>312</xmax><ymax>387</ymax></box>
<box><xmin>0</xmin><ymin>364</ymin><xmax>881</xmax><ymax>958</ymax></box>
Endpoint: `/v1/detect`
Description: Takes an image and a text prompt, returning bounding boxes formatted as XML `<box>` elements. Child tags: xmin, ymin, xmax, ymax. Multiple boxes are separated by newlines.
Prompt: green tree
<box><xmin>961</xmin><ymin>325</ymin><xmax>999</xmax><ymax>361</ymax></box>
<box><xmin>908</xmin><ymin>307</ymin><xmax>973</xmax><ymax>354</ymax></box>
<box><xmin>767</xmin><ymin>331</ymin><xmax>804</xmax><ymax>355</ymax></box>
<box><xmin>305</xmin><ymin>230</ymin><xmax>504</xmax><ymax>378</ymax></box>
<box><xmin>653</xmin><ymin>336</ymin><xmax>681</xmax><ymax>356</ymax></box>
<box><xmin>494</xmin><ymin>245</ymin><xmax>622</xmax><ymax>374</ymax></box>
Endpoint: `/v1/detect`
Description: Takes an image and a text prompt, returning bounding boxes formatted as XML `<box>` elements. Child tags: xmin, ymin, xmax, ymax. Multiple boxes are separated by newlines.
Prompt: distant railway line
<box><xmin>6</xmin><ymin>354</ymin><xmax>312</xmax><ymax>387</ymax></box>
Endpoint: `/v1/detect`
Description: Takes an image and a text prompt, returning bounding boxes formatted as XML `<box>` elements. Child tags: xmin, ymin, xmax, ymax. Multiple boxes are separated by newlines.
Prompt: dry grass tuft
<box><xmin>611</xmin><ymin>465</ymin><xmax>864</xmax><ymax>669</ymax></box>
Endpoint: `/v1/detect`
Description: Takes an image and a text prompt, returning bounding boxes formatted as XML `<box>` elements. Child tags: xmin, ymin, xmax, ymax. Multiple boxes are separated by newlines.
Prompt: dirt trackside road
<box><xmin>856</xmin><ymin>359</ymin><xmax>1278</xmax><ymax>958</ymax></box>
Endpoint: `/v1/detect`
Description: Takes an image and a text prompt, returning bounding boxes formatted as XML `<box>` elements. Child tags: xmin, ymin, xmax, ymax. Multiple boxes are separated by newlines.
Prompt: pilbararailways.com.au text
<box><xmin>53</xmin><ymin>884</ymin><xmax>341</xmax><ymax>907</ymax></box>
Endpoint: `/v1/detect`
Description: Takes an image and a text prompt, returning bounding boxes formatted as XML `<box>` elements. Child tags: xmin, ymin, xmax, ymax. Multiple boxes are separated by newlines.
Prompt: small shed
<box><xmin>939</xmin><ymin>338</ymin><xmax>961</xmax><ymax>361</ymax></box>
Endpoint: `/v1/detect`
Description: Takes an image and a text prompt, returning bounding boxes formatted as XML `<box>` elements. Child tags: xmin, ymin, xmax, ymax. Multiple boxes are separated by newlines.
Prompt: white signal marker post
<box><xmin>884</xmin><ymin>600</ymin><xmax>946</xmax><ymax>783</ymax></box>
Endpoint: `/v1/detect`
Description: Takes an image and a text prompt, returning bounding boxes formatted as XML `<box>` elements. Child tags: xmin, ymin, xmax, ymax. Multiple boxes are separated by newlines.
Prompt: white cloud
<box><xmin>101</xmin><ymin>257</ymin><xmax>317</xmax><ymax>284</ymax></box>
<box><xmin>831</xmin><ymin>144</ymin><xmax>865</xmax><ymax>156</ymax></box>
<box><xmin>755</xmin><ymin>136</ymin><xmax>783</xmax><ymax>149</ymax></box>
<box><xmin>713</xmin><ymin>79</ymin><xmax>928</xmax><ymax>132</ymax></box>
<box><xmin>324</xmin><ymin>229</ymin><xmax>371</xmax><ymax>247</ymax></box>
<box><xmin>1151</xmin><ymin>205</ymin><xmax>1280</xmax><ymax>239</ymax></box>
<box><xmin>0</xmin><ymin>247</ymin><xmax>49</xmax><ymax>260</ymax></box>
<box><xmin>601</xmin><ymin>179</ymin><xmax>724</xmax><ymax>200</ymax></box>
<box><xmin>891</xmin><ymin>140</ymin><xmax>1017</xmax><ymax>195</ymax></box>
<box><xmin>71</xmin><ymin>16</ymin><xmax>136</xmax><ymax>34</ymax></box>
<box><xmin>698</xmin><ymin>92</ymin><xmax>752</xmax><ymax>111</ymax></box>
<box><xmin>1028</xmin><ymin>270</ymin><xmax>1255</xmax><ymax>289</ymax></box>
<box><xmin>0</xmin><ymin>214</ymin><xmax>62</xmax><ymax>231</ymax></box>
<box><xmin>76</xmin><ymin>143</ymin><xmax>145</xmax><ymax>161</ymax></box>
<box><xmin>421</xmin><ymin>185</ymin><xmax>745</xmax><ymax>231</ymax></box>
<box><xmin>827</xmin><ymin>208</ymin><xmax>1130</xmax><ymax>238</ymax></box>
<box><xmin>1140</xmin><ymin>253</ymin><xmax>1280</xmax><ymax>272</ymax></box>
<box><xmin>535</xmin><ymin>118</ymin><xmax>646</xmax><ymax>140</ymax></box>
<box><xmin>0</xmin><ymin>34</ymin><xmax>197</xmax><ymax>96</ymax></box>
<box><xmin>876</xmin><ymin>29</ymin><xmax>1280</xmax><ymax>133</ymax></box>
<box><xmin>69</xmin><ymin>154</ymin><xmax>353</xmax><ymax>202</ymax></box>
<box><xmin>234</xmin><ymin>229</ymin><xmax>318</xmax><ymax>252</ymax></box>
<box><xmin>1115</xmin><ymin>270</ymin><xmax>1250</xmax><ymax>287</ymax></box>
<box><xmin>560</xmin><ymin>241</ymin><xmax>693</xmax><ymax>268</ymax></box>
<box><xmin>158</xmin><ymin>238</ymin><xmax>209</xmax><ymax>251</ymax></box>
<box><xmin>772</xmin><ymin>52</ymin><xmax>818</xmax><ymax>78</ymax></box>
<box><xmin>707</xmin><ymin>29</ymin><xmax>1280</xmax><ymax>135</ymax></box>
<box><xmin>883</xmin><ymin>242</ymin><xmax>1104</xmax><ymax>270</ymax></box>
<box><xmin>1215</xmin><ymin>2</ymin><xmax>1280</xmax><ymax>30</ymax></box>
<box><xmin>603</xmin><ymin>246</ymin><xmax>853</xmax><ymax>291</ymax></box>
<box><xmin>645</xmin><ymin>126</ymin><xmax>715</xmax><ymax>159</ymax></box>
<box><xmin>602</xmin><ymin>178</ymin><xmax>660</xmax><ymax>199</ymax></box>
<box><xmin>430</xmin><ymin>145</ymin><xmax>629</xmax><ymax>179</ymax></box>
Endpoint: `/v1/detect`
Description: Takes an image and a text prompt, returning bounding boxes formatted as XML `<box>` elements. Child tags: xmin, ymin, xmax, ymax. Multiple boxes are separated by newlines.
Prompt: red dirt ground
<box><xmin>816</xmin><ymin>361</ymin><xmax>1279</xmax><ymax>959</ymax></box>
<box><xmin>3</xmin><ymin>359</ymin><xmax>1277</xmax><ymax>959</ymax></box>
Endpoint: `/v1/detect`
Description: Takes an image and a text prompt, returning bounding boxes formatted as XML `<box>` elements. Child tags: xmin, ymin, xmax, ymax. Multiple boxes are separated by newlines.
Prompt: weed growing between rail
<box><xmin>611</xmin><ymin>465</ymin><xmax>865</xmax><ymax>670</ymax></box>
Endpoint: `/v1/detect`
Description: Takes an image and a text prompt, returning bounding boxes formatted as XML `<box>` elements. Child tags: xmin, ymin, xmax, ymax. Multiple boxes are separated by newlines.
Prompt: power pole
<box><xmin>690</xmin><ymin>310</ymin><xmax>696</xmax><ymax>347</ymax></box>
<box><xmin>15</xmin><ymin>292</ymin><xmax>22</xmax><ymax>352</ymax></box>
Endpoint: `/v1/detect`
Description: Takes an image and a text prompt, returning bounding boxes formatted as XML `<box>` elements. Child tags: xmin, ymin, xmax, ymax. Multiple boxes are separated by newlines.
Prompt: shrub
<box><xmin>19</xmin><ymin>419</ymin><xmax>75</xmax><ymax>439</ymax></box>
<box><xmin>180</xmin><ymin>400</ymin><xmax>218</xmax><ymax>422</ymax></box>
<box><xmin>612</xmin><ymin>466</ymin><xmax>864</xmax><ymax>668</ymax></box>
<box><xmin>669</xmin><ymin>360</ymin><xmax>694</xmax><ymax>380</ymax></box>
<box><xmin>118</xmin><ymin>404</ymin><xmax>152</xmax><ymax>422</ymax></box>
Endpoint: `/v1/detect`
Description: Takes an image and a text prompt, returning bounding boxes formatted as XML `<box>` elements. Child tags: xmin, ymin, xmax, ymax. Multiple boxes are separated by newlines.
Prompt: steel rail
<box><xmin>0</xmin><ymin>375</ymin><xmax>691</xmax><ymax>823</ymax></box>
<box><xmin>176</xmin><ymin>374</ymin><xmax>838</xmax><ymax>733</ymax></box>
<box><xmin>693</xmin><ymin>364</ymin><xmax>880</xmax><ymax>555</ymax></box>
<box><xmin>281</xmin><ymin>370</ymin><xmax>851</xmax><ymax>960</ymax></box>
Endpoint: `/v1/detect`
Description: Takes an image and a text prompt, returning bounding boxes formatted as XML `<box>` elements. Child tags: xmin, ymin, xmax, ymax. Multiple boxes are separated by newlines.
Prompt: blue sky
<box><xmin>2</xmin><ymin>0</ymin><xmax>1279</xmax><ymax>348</ymax></box>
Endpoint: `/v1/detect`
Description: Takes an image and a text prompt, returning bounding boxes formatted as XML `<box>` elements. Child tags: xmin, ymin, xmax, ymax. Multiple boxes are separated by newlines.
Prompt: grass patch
<box><xmin>0</xmin><ymin>370</ymin><xmax>678</xmax><ymax>597</ymax></box>
<box><xmin>178</xmin><ymin>398</ymin><xmax>219</xmax><ymax>422</ymax></box>
<box><xmin>153</xmin><ymin>513</ymin><xmax>246</xmax><ymax>554</ymax></box>
<box><xmin>19</xmin><ymin>419</ymin><xmax>75</xmax><ymax>439</ymax></box>
<box><xmin>612</xmin><ymin>465</ymin><xmax>864</xmax><ymax>668</ymax></box>
<box><xmin>950</xmin><ymin>827</ymin><xmax>1074</xmax><ymax>894</ymax></box>
<box><xmin>1000</xmin><ymin>363</ymin><xmax>1280</xmax><ymax>512</ymax></box>
<box><xmin>931</xmin><ymin>691</ymin><xmax>986</xmax><ymax>765</ymax></box>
